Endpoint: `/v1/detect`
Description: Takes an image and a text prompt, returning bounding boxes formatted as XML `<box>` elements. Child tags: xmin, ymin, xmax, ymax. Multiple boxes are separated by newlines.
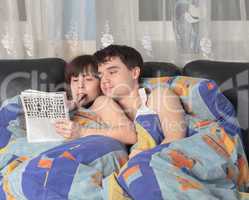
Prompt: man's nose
<box><xmin>101</xmin><ymin>73</ymin><xmax>110</xmax><ymax>84</ymax></box>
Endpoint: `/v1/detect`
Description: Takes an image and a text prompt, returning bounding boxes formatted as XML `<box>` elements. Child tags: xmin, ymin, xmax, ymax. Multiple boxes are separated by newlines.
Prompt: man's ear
<box><xmin>132</xmin><ymin>66</ymin><xmax>140</xmax><ymax>80</ymax></box>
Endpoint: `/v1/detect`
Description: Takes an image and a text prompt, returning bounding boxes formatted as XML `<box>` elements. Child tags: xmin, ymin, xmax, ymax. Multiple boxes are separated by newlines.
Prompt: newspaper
<box><xmin>20</xmin><ymin>89</ymin><xmax>69</xmax><ymax>143</ymax></box>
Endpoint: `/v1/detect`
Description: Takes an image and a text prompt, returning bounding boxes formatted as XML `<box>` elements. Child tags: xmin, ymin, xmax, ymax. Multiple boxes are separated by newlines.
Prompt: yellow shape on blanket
<box><xmin>6</xmin><ymin>156</ymin><xmax>28</xmax><ymax>175</ymax></box>
<box><xmin>133</xmin><ymin>123</ymin><xmax>157</xmax><ymax>151</ymax></box>
<box><xmin>105</xmin><ymin>172</ymin><xmax>131</xmax><ymax>200</ymax></box>
<box><xmin>218</xmin><ymin>129</ymin><xmax>235</xmax><ymax>155</ymax></box>
<box><xmin>0</xmin><ymin>146</ymin><xmax>8</xmax><ymax>154</ymax></box>
<box><xmin>210</xmin><ymin>126</ymin><xmax>217</xmax><ymax>135</ymax></box>
<box><xmin>0</xmin><ymin>140</ymin><xmax>16</xmax><ymax>154</ymax></box>
<box><xmin>172</xmin><ymin>77</ymin><xmax>197</xmax><ymax>97</ymax></box>
<box><xmin>3</xmin><ymin>178</ymin><xmax>16</xmax><ymax>200</ymax></box>
<box><xmin>202</xmin><ymin>135</ymin><xmax>230</xmax><ymax>159</ymax></box>
<box><xmin>148</xmin><ymin>77</ymin><xmax>171</xmax><ymax>85</ymax></box>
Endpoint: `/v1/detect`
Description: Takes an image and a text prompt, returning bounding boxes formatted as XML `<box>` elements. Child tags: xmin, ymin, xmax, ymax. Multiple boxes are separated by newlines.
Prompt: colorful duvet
<box><xmin>0</xmin><ymin>96</ymin><xmax>128</xmax><ymax>200</ymax></box>
<box><xmin>102</xmin><ymin>76</ymin><xmax>249</xmax><ymax>200</ymax></box>
<box><xmin>1</xmin><ymin>76</ymin><xmax>249</xmax><ymax>200</ymax></box>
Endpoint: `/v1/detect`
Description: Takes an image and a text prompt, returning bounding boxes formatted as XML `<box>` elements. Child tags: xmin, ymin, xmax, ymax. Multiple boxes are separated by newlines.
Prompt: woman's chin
<box><xmin>82</xmin><ymin>100</ymin><xmax>95</xmax><ymax>108</ymax></box>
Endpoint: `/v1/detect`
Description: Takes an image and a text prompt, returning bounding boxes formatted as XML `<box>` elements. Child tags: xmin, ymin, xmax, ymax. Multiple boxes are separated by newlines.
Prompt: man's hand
<box><xmin>54</xmin><ymin>119</ymin><xmax>81</xmax><ymax>140</ymax></box>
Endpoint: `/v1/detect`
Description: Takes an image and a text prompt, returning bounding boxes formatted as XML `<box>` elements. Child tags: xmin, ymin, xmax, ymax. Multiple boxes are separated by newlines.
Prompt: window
<box><xmin>139</xmin><ymin>0</ymin><xmax>249</xmax><ymax>21</ymax></box>
<box><xmin>62</xmin><ymin>0</ymin><xmax>96</xmax><ymax>40</ymax></box>
<box><xmin>137</xmin><ymin>0</ymin><xmax>249</xmax><ymax>41</ymax></box>
<box><xmin>211</xmin><ymin>0</ymin><xmax>241</xmax><ymax>21</ymax></box>
<box><xmin>139</xmin><ymin>0</ymin><xmax>171</xmax><ymax>21</ymax></box>
<box><xmin>17</xmin><ymin>0</ymin><xmax>27</xmax><ymax>21</ymax></box>
<box><xmin>245</xmin><ymin>0</ymin><xmax>249</xmax><ymax>20</ymax></box>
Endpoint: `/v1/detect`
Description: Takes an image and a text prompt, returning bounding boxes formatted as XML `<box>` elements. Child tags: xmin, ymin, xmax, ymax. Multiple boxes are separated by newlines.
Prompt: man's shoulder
<box><xmin>91</xmin><ymin>96</ymin><xmax>118</xmax><ymax>113</ymax></box>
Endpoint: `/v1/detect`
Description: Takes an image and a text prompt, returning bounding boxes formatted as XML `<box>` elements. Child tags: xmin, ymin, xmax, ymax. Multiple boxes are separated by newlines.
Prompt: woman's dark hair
<box><xmin>94</xmin><ymin>44</ymin><xmax>143</xmax><ymax>70</ymax></box>
<box><xmin>65</xmin><ymin>55</ymin><xmax>98</xmax><ymax>83</ymax></box>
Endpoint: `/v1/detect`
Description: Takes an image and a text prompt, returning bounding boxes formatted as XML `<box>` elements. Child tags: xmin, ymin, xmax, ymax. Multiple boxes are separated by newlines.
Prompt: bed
<box><xmin>0</xmin><ymin>58</ymin><xmax>248</xmax><ymax>199</ymax></box>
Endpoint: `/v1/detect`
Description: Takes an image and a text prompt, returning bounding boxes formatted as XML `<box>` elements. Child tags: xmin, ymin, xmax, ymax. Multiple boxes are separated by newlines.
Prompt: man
<box><xmin>94</xmin><ymin>45</ymin><xmax>186</xmax><ymax>155</ymax></box>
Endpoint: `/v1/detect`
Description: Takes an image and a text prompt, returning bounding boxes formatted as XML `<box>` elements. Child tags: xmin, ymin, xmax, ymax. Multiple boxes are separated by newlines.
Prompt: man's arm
<box><xmin>55</xmin><ymin>96</ymin><xmax>137</xmax><ymax>145</ymax></box>
<box><xmin>90</xmin><ymin>96</ymin><xmax>137</xmax><ymax>144</ymax></box>
<box><xmin>147</xmin><ymin>87</ymin><xmax>186</xmax><ymax>144</ymax></box>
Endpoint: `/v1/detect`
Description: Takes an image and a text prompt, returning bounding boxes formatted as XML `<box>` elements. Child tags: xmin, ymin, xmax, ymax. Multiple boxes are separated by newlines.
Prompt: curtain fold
<box><xmin>0</xmin><ymin>0</ymin><xmax>249</xmax><ymax>65</ymax></box>
<box><xmin>96</xmin><ymin>0</ymin><xmax>249</xmax><ymax>66</ymax></box>
<box><xmin>0</xmin><ymin>0</ymin><xmax>96</xmax><ymax>60</ymax></box>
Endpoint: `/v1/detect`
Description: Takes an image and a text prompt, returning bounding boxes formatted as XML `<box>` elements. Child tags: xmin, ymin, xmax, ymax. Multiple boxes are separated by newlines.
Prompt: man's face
<box><xmin>98</xmin><ymin>57</ymin><xmax>139</xmax><ymax>99</ymax></box>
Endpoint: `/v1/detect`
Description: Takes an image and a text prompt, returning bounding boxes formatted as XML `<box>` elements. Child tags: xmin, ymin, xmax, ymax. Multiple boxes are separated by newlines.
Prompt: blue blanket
<box><xmin>102</xmin><ymin>76</ymin><xmax>249</xmax><ymax>200</ymax></box>
<box><xmin>0</xmin><ymin>96</ymin><xmax>128</xmax><ymax>200</ymax></box>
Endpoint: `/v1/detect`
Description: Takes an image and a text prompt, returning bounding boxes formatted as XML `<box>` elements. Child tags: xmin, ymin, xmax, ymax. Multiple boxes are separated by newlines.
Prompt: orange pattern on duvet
<box><xmin>176</xmin><ymin>176</ymin><xmax>203</xmax><ymax>191</ymax></box>
<box><xmin>168</xmin><ymin>150</ymin><xmax>195</xmax><ymax>170</ymax></box>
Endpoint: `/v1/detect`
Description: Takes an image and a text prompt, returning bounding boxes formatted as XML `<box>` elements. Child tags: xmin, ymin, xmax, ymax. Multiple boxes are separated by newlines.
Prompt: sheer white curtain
<box><xmin>0</xmin><ymin>0</ymin><xmax>96</xmax><ymax>60</ymax></box>
<box><xmin>96</xmin><ymin>0</ymin><xmax>249</xmax><ymax>66</ymax></box>
<box><xmin>1</xmin><ymin>0</ymin><xmax>249</xmax><ymax>66</ymax></box>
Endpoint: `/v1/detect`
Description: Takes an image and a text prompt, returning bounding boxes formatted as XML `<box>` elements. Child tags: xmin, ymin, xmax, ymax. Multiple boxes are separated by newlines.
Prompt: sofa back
<box><xmin>141</xmin><ymin>62</ymin><xmax>181</xmax><ymax>77</ymax></box>
<box><xmin>0</xmin><ymin>58</ymin><xmax>66</xmax><ymax>105</ymax></box>
<box><xmin>183</xmin><ymin>60</ymin><xmax>249</xmax><ymax>157</ymax></box>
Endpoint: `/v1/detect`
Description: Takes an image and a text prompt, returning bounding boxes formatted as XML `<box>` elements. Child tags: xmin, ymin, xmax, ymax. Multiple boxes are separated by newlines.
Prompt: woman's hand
<box><xmin>69</xmin><ymin>93</ymin><xmax>87</xmax><ymax>110</ymax></box>
<box><xmin>75</xmin><ymin>93</ymin><xmax>87</xmax><ymax>108</ymax></box>
<box><xmin>54</xmin><ymin>119</ymin><xmax>81</xmax><ymax>140</ymax></box>
<box><xmin>66</xmin><ymin>100</ymin><xmax>77</xmax><ymax>111</ymax></box>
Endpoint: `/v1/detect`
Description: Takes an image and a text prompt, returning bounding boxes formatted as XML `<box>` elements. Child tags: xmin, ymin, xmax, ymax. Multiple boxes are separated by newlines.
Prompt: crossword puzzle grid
<box><xmin>22</xmin><ymin>95</ymin><xmax>66</xmax><ymax>119</ymax></box>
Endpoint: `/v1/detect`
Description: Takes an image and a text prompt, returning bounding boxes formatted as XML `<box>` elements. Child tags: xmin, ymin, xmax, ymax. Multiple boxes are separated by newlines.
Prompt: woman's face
<box><xmin>70</xmin><ymin>73</ymin><xmax>101</xmax><ymax>107</ymax></box>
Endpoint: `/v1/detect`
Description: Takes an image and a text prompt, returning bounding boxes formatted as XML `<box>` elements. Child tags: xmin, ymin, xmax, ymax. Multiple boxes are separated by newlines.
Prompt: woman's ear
<box><xmin>132</xmin><ymin>66</ymin><xmax>141</xmax><ymax>80</ymax></box>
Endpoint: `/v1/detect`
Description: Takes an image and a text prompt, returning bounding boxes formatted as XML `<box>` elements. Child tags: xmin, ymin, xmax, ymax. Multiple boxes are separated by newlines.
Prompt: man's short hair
<box><xmin>94</xmin><ymin>44</ymin><xmax>144</xmax><ymax>70</ymax></box>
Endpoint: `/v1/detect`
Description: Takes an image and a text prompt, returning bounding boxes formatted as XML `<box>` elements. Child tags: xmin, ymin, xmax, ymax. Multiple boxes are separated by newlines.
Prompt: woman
<box><xmin>54</xmin><ymin>55</ymin><xmax>137</xmax><ymax>145</ymax></box>
<box><xmin>0</xmin><ymin>56</ymin><xmax>135</xmax><ymax>199</ymax></box>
